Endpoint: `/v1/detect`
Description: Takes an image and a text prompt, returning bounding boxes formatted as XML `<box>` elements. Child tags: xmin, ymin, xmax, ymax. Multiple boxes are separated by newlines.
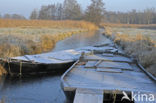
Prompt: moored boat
<box><xmin>0</xmin><ymin>43</ymin><xmax>118</xmax><ymax>76</ymax></box>
<box><xmin>61</xmin><ymin>51</ymin><xmax>156</xmax><ymax>103</ymax></box>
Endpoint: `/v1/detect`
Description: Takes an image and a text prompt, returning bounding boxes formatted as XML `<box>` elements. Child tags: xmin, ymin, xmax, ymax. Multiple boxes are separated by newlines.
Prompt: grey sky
<box><xmin>0</xmin><ymin>0</ymin><xmax>156</xmax><ymax>18</ymax></box>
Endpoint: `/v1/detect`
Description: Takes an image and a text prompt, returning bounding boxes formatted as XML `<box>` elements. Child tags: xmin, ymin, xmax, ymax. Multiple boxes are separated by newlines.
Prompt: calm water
<box><xmin>0</xmin><ymin>29</ymin><xmax>111</xmax><ymax>103</ymax></box>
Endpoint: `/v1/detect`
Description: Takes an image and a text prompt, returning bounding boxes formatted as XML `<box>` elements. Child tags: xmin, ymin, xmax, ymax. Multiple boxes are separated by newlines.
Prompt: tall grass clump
<box><xmin>104</xmin><ymin>26</ymin><xmax>156</xmax><ymax>77</ymax></box>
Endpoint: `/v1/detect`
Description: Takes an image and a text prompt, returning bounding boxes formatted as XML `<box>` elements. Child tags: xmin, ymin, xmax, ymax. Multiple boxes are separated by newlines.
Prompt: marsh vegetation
<box><xmin>104</xmin><ymin>25</ymin><xmax>156</xmax><ymax>76</ymax></box>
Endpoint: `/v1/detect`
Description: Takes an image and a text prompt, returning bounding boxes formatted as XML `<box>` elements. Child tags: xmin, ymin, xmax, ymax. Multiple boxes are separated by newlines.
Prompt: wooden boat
<box><xmin>0</xmin><ymin>49</ymin><xmax>81</xmax><ymax>76</ymax></box>
<box><xmin>0</xmin><ymin>43</ymin><xmax>118</xmax><ymax>76</ymax></box>
<box><xmin>61</xmin><ymin>51</ymin><xmax>156</xmax><ymax>103</ymax></box>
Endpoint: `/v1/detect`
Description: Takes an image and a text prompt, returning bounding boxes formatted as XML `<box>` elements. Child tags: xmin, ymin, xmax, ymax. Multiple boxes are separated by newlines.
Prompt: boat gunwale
<box><xmin>61</xmin><ymin>60</ymin><xmax>79</xmax><ymax>91</ymax></box>
<box><xmin>0</xmin><ymin>58</ymin><xmax>75</xmax><ymax>65</ymax></box>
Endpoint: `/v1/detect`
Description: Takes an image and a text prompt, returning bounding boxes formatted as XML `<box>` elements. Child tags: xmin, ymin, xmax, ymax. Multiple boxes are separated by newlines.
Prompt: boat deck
<box><xmin>61</xmin><ymin>52</ymin><xmax>156</xmax><ymax>102</ymax></box>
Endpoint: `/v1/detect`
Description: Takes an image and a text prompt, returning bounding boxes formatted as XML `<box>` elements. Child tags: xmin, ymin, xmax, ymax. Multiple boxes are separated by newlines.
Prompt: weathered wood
<box><xmin>74</xmin><ymin>89</ymin><xmax>103</xmax><ymax>103</ymax></box>
<box><xmin>85</xmin><ymin>61</ymin><xmax>97</xmax><ymax>68</ymax></box>
<box><xmin>96</xmin><ymin>68</ymin><xmax>122</xmax><ymax>73</ymax></box>
<box><xmin>85</xmin><ymin>55</ymin><xmax>132</xmax><ymax>63</ymax></box>
<box><xmin>98</xmin><ymin>61</ymin><xmax>133</xmax><ymax>70</ymax></box>
<box><xmin>61</xmin><ymin>48</ymin><xmax>156</xmax><ymax>102</ymax></box>
<box><xmin>94</xmin><ymin>60</ymin><xmax>103</xmax><ymax>67</ymax></box>
<box><xmin>102</xmin><ymin>53</ymin><xmax>114</xmax><ymax>57</ymax></box>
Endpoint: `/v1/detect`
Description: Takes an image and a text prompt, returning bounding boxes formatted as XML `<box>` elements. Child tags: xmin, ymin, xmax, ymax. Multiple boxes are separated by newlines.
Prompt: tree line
<box><xmin>29</xmin><ymin>0</ymin><xmax>156</xmax><ymax>24</ymax></box>
<box><xmin>0</xmin><ymin>13</ymin><xmax>26</xmax><ymax>20</ymax></box>
<box><xmin>1</xmin><ymin>0</ymin><xmax>156</xmax><ymax>25</ymax></box>
<box><xmin>30</xmin><ymin>0</ymin><xmax>104</xmax><ymax>25</ymax></box>
<box><xmin>104</xmin><ymin>8</ymin><xmax>156</xmax><ymax>24</ymax></box>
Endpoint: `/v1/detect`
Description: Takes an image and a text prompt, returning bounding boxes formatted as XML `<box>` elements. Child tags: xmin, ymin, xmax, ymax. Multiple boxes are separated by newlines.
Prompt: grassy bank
<box><xmin>0</xmin><ymin>19</ymin><xmax>98</xmax><ymax>76</ymax></box>
<box><xmin>101</xmin><ymin>23</ymin><xmax>156</xmax><ymax>29</ymax></box>
<box><xmin>103</xmin><ymin>26</ymin><xmax>156</xmax><ymax>77</ymax></box>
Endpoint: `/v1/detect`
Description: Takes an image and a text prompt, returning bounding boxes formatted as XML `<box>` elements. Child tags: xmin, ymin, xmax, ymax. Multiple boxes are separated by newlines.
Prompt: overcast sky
<box><xmin>0</xmin><ymin>0</ymin><xmax>156</xmax><ymax>18</ymax></box>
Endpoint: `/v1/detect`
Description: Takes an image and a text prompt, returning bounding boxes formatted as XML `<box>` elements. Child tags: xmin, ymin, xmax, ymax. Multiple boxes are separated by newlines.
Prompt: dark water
<box><xmin>0</xmin><ymin>29</ymin><xmax>111</xmax><ymax>103</ymax></box>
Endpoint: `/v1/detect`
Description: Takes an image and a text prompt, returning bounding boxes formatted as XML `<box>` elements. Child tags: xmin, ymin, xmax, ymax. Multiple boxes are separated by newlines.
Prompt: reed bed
<box><xmin>0</xmin><ymin>19</ymin><xmax>98</xmax><ymax>76</ymax></box>
<box><xmin>103</xmin><ymin>26</ymin><xmax>156</xmax><ymax>77</ymax></box>
<box><xmin>101</xmin><ymin>23</ymin><xmax>156</xmax><ymax>29</ymax></box>
<box><xmin>0</xmin><ymin>19</ymin><xmax>98</xmax><ymax>30</ymax></box>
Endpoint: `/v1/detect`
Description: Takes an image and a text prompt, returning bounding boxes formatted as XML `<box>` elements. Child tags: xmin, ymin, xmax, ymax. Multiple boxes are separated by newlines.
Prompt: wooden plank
<box><xmin>102</xmin><ymin>53</ymin><xmax>114</xmax><ymax>57</ymax></box>
<box><xmin>74</xmin><ymin>89</ymin><xmax>103</xmax><ymax>103</ymax></box>
<box><xmin>94</xmin><ymin>60</ymin><xmax>103</xmax><ymax>67</ymax></box>
<box><xmin>85</xmin><ymin>55</ymin><xmax>132</xmax><ymax>63</ymax></box>
<box><xmin>85</xmin><ymin>61</ymin><xmax>97</xmax><ymax>68</ymax></box>
<box><xmin>84</xmin><ymin>60</ymin><xmax>102</xmax><ymax>68</ymax></box>
<box><xmin>96</xmin><ymin>68</ymin><xmax>123</xmax><ymax>73</ymax></box>
<box><xmin>98</xmin><ymin>61</ymin><xmax>133</xmax><ymax>70</ymax></box>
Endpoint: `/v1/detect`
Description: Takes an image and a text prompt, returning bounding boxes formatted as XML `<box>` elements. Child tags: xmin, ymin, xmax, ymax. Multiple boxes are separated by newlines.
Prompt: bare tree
<box><xmin>56</xmin><ymin>3</ymin><xmax>63</xmax><ymax>20</ymax></box>
<box><xmin>30</xmin><ymin>9</ymin><xmax>38</xmax><ymax>19</ymax></box>
<box><xmin>38</xmin><ymin>6</ymin><xmax>50</xmax><ymax>20</ymax></box>
<box><xmin>85</xmin><ymin>0</ymin><xmax>105</xmax><ymax>25</ymax></box>
<box><xmin>63</xmin><ymin>0</ymin><xmax>82</xmax><ymax>20</ymax></box>
<box><xmin>144</xmin><ymin>8</ymin><xmax>155</xmax><ymax>24</ymax></box>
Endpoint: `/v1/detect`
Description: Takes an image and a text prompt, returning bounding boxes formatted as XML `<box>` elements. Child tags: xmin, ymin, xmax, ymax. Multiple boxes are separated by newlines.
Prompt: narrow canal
<box><xmin>0</xmin><ymin>29</ymin><xmax>111</xmax><ymax>103</ymax></box>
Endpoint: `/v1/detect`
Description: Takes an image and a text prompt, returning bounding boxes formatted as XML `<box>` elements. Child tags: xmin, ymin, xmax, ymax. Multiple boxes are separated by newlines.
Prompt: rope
<box><xmin>7</xmin><ymin>59</ymin><xmax>12</xmax><ymax>75</ymax></box>
<box><xmin>113</xmin><ymin>91</ymin><xmax>117</xmax><ymax>103</ymax></box>
<box><xmin>19</xmin><ymin>61</ymin><xmax>22</xmax><ymax>76</ymax></box>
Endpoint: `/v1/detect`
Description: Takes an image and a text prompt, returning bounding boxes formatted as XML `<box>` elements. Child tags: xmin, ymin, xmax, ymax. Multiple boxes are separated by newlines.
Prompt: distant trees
<box><xmin>38</xmin><ymin>4</ymin><xmax>64</xmax><ymax>20</ymax></box>
<box><xmin>104</xmin><ymin>8</ymin><xmax>156</xmax><ymax>24</ymax></box>
<box><xmin>1</xmin><ymin>0</ymin><xmax>156</xmax><ymax>25</ymax></box>
<box><xmin>11</xmin><ymin>14</ymin><xmax>26</xmax><ymax>19</ymax></box>
<box><xmin>3</xmin><ymin>14</ymin><xmax>11</xmax><ymax>19</ymax></box>
<box><xmin>35</xmin><ymin>0</ymin><xmax>82</xmax><ymax>20</ymax></box>
<box><xmin>85</xmin><ymin>0</ymin><xmax>105</xmax><ymax>24</ymax></box>
<box><xmin>144</xmin><ymin>8</ymin><xmax>155</xmax><ymax>24</ymax></box>
<box><xmin>32</xmin><ymin>0</ymin><xmax>105</xmax><ymax>24</ymax></box>
<box><xmin>38</xmin><ymin>6</ymin><xmax>51</xmax><ymax>20</ymax></box>
<box><xmin>28</xmin><ymin>0</ymin><xmax>156</xmax><ymax>25</ymax></box>
<box><xmin>2</xmin><ymin>14</ymin><xmax>25</xmax><ymax>19</ymax></box>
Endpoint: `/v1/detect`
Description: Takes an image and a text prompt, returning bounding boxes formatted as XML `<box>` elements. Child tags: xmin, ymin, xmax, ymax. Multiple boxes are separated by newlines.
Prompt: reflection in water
<box><xmin>53</xmin><ymin>29</ymin><xmax>111</xmax><ymax>51</ymax></box>
<box><xmin>0</xmin><ymin>29</ymin><xmax>111</xmax><ymax>103</ymax></box>
<box><xmin>0</xmin><ymin>75</ymin><xmax>66</xmax><ymax>103</ymax></box>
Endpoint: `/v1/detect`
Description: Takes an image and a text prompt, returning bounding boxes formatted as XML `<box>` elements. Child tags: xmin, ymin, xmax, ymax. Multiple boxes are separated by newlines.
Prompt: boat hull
<box><xmin>1</xmin><ymin>61</ymin><xmax>75</xmax><ymax>76</ymax></box>
<box><xmin>64</xmin><ymin>91</ymin><xmax>75</xmax><ymax>103</ymax></box>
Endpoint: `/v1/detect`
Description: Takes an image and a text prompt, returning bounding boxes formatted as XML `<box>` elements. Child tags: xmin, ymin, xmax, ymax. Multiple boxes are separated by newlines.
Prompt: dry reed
<box><xmin>104</xmin><ymin>26</ymin><xmax>156</xmax><ymax>77</ymax></box>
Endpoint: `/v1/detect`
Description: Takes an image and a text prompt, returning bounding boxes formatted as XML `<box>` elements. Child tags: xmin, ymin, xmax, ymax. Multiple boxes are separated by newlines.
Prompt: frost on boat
<box><xmin>61</xmin><ymin>51</ymin><xmax>156</xmax><ymax>103</ymax></box>
<box><xmin>0</xmin><ymin>43</ymin><xmax>118</xmax><ymax>76</ymax></box>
